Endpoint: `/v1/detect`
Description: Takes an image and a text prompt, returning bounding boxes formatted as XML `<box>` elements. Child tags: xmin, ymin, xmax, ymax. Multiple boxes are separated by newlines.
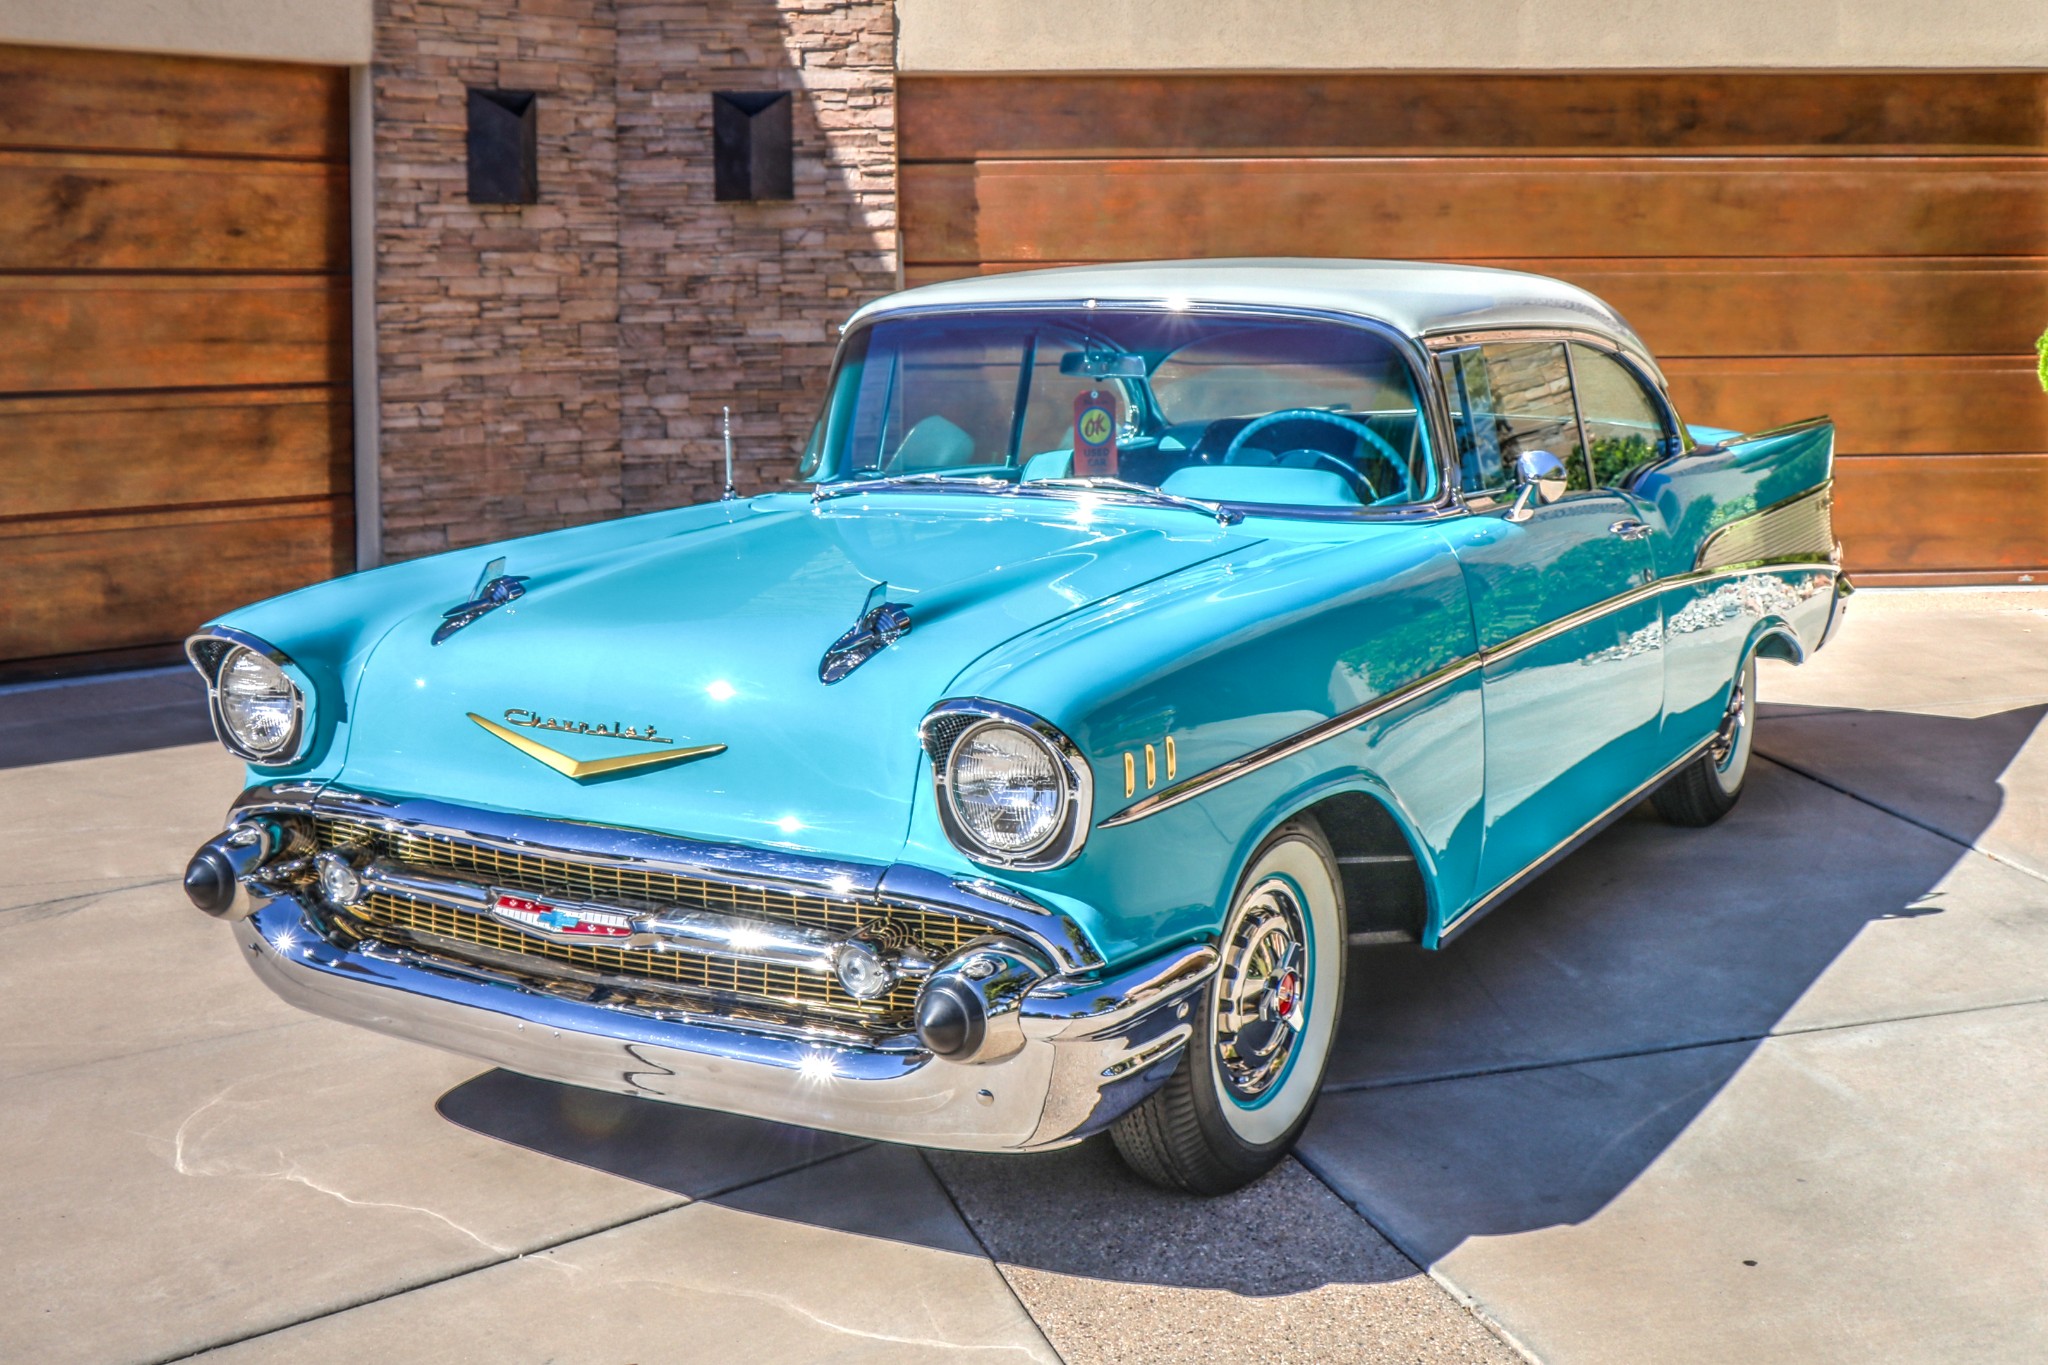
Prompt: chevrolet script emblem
<box><xmin>468</xmin><ymin>709</ymin><xmax>725</xmax><ymax>781</ymax></box>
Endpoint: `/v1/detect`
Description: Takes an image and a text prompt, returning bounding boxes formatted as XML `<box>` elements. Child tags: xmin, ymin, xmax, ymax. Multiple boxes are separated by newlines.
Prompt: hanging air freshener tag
<box><xmin>1072</xmin><ymin>388</ymin><xmax>1120</xmax><ymax>477</ymax></box>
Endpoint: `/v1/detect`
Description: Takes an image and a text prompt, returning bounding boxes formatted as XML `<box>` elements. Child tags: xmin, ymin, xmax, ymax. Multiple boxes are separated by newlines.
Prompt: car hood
<box><xmin>337</xmin><ymin>496</ymin><xmax>1254</xmax><ymax>862</ymax></box>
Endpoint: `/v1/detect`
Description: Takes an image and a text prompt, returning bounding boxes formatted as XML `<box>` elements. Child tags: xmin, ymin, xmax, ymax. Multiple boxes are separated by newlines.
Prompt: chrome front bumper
<box><xmin>234</xmin><ymin>892</ymin><xmax>1212</xmax><ymax>1151</ymax></box>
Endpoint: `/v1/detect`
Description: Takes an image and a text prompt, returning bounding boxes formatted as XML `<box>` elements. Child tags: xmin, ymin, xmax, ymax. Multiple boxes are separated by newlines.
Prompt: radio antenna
<box><xmin>721</xmin><ymin>406</ymin><xmax>737</xmax><ymax>501</ymax></box>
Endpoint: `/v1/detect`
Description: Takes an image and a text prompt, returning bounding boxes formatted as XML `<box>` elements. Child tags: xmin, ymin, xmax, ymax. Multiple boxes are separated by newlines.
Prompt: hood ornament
<box><xmin>433</xmin><ymin>558</ymin><xmax>530</xmax><ymax>645</ymax></box>
<box><xmin>820</xmin><ymin>582</ymin><xmax>912</xmax><ymax>684</ymax></box>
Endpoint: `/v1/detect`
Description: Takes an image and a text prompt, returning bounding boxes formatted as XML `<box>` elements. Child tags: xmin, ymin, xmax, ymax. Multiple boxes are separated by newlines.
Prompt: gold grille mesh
<box><xmin>312</xmin><ymin>817</ymin><xmax>989</xmax><ymax>1030</ymax></box>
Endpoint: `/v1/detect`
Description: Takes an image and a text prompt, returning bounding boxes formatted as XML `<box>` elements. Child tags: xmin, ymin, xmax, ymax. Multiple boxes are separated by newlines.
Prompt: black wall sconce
<box><xmin>712</xmin><ymin>91</ymin><xmax>793</xmax><ymax>201</ymax></box>
<box><xmin>467</xmin><ymin>88</ymin><xmax>538</xmax><ymax>204</ymax></box>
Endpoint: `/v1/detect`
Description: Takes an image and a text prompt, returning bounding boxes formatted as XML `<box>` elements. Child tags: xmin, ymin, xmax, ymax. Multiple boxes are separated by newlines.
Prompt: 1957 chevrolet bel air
<box><xmin>181</xmin><ymin>260</ymin><xmax>1848</xmax><ymax>1194</ymax></box>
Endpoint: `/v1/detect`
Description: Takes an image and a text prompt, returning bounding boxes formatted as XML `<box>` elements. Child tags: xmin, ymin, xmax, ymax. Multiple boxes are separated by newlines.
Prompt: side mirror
<box><xmin>1506</xmin><ymin>450</ymin><xmax>1569</xmax><ymax>522</ymax></box>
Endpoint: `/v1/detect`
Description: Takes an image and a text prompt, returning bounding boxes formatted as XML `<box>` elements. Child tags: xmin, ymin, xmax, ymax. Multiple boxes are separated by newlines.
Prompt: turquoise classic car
<box><xmin>182</xmin><ymin>260</ymin><xmax>1848</xmax><ymax>1194</ymax></box>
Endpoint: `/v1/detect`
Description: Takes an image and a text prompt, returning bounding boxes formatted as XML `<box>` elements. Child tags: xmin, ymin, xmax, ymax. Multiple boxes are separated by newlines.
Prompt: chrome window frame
<box><xmin>1421</xmin><ymin>325</ymin><xmax>1691</xmax><ymax>512</ymax></box>
<box><xmin>920</xmin><ymin>698</ymin><xmax>1095</xmax><ymax>871</ymax></box>
<box><xmin>810</xmin><ymin>300</ymin><xmax>1467</xmax><ymax>522</ymax></box>
<box><xmin>185</xmin><ymin>626</ymin><xmax>311</xmax><ymax>766</ymax></box>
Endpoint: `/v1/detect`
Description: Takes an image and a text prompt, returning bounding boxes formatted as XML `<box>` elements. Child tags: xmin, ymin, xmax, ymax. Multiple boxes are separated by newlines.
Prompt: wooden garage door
<box><xmin>900</xmin><ymin>72</ymin><xmax>2048</xmax><ymax>585</ymax></box>
<box><xmin>0</xmin><ymin>44</ymin><xmax>352</xmax><ymax>678</ymax></box>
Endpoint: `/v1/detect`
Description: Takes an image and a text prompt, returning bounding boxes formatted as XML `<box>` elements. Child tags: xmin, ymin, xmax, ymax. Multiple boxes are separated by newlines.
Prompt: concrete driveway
<box><xmin>3</xmin><ymin>590</ymin><xmax>2043</xmax><ymax>1364</ymax></box>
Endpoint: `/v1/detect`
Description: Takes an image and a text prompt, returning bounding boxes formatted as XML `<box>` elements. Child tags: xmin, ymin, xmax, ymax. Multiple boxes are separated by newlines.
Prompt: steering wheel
<box><xmin>1222</xmin><ymin>410</ymin><xmax>1410</xmax><ymax>504</ymax></box>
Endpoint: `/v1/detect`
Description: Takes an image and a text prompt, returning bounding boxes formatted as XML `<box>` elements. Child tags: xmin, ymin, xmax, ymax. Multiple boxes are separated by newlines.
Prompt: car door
<box><xmin>1433</xmin><ymin>339</ymin><xmax>1664</xmax><ymax>901</ymax></box>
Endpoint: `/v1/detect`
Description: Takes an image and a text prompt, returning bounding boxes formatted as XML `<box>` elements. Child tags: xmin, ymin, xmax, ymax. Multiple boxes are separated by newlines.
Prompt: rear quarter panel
<box><xmin>1632</xmin><ymin>420</ymin><xmax>1840</xmax><ymax>752</ymax></box>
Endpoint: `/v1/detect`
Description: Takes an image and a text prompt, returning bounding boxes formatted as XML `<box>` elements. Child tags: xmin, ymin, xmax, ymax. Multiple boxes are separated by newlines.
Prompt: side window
<box><xmin>1570</xmin><ymin>344</ymin><xmax>1672</xmax><ymax>488</ymax></box>
<box><xmin>1439</xmin><ymin>341</ymin><xmax>1588</xmax><ymax>498</ymax></box>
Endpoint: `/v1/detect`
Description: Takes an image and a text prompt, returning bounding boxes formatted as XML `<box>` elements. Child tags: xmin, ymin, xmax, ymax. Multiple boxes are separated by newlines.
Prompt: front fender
<box><xmin>903</xmin><ymin>522</ymin><xmax>1485</xmax><ymax>966</ymax></box>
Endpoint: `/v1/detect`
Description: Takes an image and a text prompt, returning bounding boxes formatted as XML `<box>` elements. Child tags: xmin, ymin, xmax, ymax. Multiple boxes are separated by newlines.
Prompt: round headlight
<box><xmin>945</xmin><ymin>721</ymin><xmax>1067</xmax><ymax>855</ymax></box>
<box><xmin>217</xmin><ymin>646</ymin><xmax>300</xmax><ymax>759</ymax></box>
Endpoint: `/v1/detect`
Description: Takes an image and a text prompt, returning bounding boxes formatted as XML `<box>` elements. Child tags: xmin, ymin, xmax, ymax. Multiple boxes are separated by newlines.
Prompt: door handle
<box><xmin>1609</xmin><ymin>518</ymin><xmax>1653</xmax><ymax>542</ymax></box>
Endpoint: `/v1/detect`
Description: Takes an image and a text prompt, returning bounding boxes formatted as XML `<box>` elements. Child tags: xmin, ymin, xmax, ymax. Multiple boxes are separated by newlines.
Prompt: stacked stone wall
<box><xmin>371</xmin><ymin>0</ymin><xmax>897</xmax><ymax>560</ymax></box>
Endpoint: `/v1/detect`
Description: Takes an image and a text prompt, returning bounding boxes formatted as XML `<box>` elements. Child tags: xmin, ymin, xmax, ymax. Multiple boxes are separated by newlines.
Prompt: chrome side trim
<box><xmin>184</xmin><ymin>626</ymin><xmax>311</xmax><ymax>766</ymax></box>
<box><xmin>1437</xmin><ymin>735</ymin><xmax>1717</xmax><ymax>943</ymax></box>
<box><xmin>228</xmin><ymin>784</ymin><xmax>1099</xmax><ymax>973</ymax></box>
<box><xmin>1097</xmin><ymin>653</ymin><xmax>1484</xmax><ymax>828</ymax></box>
<box><xmin>1096</xmin><ymin>560</ymin><xmax>1841</xmax><ymax>829</ymax></box>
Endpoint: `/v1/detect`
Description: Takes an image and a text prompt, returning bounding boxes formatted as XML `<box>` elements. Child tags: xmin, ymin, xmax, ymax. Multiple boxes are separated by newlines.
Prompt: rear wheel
<box><xmin>1111</xmin><ymin>819</ymin><xmax>1345</xmax><ymax>1195</ymax></box>
<box><xmin>1653</xmin><ymin>652</ymin><xmax>1756</xmax><ymax>827</ymax></box>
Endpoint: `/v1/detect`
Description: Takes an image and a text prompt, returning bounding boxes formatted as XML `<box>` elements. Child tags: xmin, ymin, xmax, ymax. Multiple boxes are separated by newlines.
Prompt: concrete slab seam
<box><xmin>147</xmin><ymin>1138</ymin><xmax>881</xmax><ymax>1364</ymax></box>
<box><xmin>5</xmin><ymin>1018</ymin><xmax>321</xmax><ymax>1087</ymax></box>
<box><xmin>1753</xmin><ymin>751</ymin><xmax>2048</xmax><ymax>888</ymax></box>
<box><xmin>0</xmin><ymin>876</ymin><xmax>180</xmax><ymax>923</ymax></box>
<box><xmin>1318</xmin><ymin>991</ymin><xmax>2048</xmax><ymax>1098</ymax></box>
<box><xmin>920</xmin><ymin>1149</ymin><xmax>1071</xmax><ymax>1365</ymax></box>
<box><xmin>1287</xmin><ymin>1149</ymin><xmax>1545</xmax><ymax>1365</ymax></box>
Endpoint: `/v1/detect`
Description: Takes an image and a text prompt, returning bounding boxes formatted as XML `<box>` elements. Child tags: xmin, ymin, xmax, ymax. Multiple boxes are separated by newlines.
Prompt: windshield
<box><xmin>800</xmin><ymin>309</ymin><xmax>1439</xmax><ymax>511</ymax></box>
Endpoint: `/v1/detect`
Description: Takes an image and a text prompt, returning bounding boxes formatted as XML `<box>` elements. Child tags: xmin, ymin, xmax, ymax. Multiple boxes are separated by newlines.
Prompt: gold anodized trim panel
<box><xmin>468</xmin><ymin>712</ymin><xmax>726</xmax><ymax>781</ymax></box>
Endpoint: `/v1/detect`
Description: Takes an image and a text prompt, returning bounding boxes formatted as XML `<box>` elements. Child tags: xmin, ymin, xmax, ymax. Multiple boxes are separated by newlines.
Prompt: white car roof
<box><xmin>850</xmin><ymin>258</ymin><xmax>1659</xmax><ymax>375</ymax></box>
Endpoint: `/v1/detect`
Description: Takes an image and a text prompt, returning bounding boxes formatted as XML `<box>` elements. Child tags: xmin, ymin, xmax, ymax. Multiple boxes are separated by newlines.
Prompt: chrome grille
<box><xmin>311</xmin><ymin>817</ymin><xmax>992</xmax><ymax>1032</ymax></box>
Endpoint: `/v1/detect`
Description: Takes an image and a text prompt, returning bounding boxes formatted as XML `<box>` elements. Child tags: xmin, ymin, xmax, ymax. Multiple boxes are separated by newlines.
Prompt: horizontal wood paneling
<box><xmin>0</xmin><ymin>151</ymin><xmax>346</xmax><ymax>272</ymax></box>
<box><xmin>0</xmin><ymin>277</ymin><xmax>349</xmax><ymax>393</ymax></box>
<box><xmin>1663</xmin><ymin>358</ymin><xmax>2047</xmax><ymax>456</ymax></box>
<box><xmin>0</xmin><ymin>499</ymin><xmax>354</xmax><ymax>660</ymax></box>
<box><xmin>1511</xmin><ymin>259</ymin><xmax>2048</xmax><ymax>360</ymax></box>
<box><xmin>898</xmin><ymin>70</ymin><xmax>2048</xmax><ymax>576</ymax></box>
<box><xmin>902</xmin><ymin>72</ymin><xmax>2048</xmax><ymax>161</ymax></box>
<box><xmin>907</xmin><ymin>257</ymin><xmax>2048</xmax><ymax>359</ymax></box>
<box><xmin>0</xmin><ymin>45</ymin><xmax>347</xmax><ymax>162</ymax></box>
<box><xmin>902</xmin><ymin>158</ymin><xmax>2048</xmax><ymax>265</ymax></box>
<box><xmin>0</xmin><ymin>44</ymin><xmax>353</xmax><ymax>670</ymax></box>
<box><xmin>0</xmin><ymin>389</ymin><xmax>351</xmax><ymax>519</ymax></box>
<box><xmin>1835</xmin><ymin>456</ymin><xmax>2048</xmax><ymax>575</ymax></box>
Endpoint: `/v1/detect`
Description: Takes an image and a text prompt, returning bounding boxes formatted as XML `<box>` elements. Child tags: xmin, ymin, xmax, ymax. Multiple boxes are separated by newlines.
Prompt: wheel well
<box><xmin>1754</xmin><ymin>626</ymin><xmax>1806</xmax><ymax>664</ymax></box>
<box><xmin>1297</xmin><ymin>791</ymin><xmax>1428</xmax><ymax>944</ymax></box>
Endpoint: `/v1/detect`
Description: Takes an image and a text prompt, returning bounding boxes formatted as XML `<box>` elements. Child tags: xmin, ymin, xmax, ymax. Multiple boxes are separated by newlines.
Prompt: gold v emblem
<box><xmin>467</xmin><ymin>712</ymin><xmax>725</xmax><ymax>781</ymax></box>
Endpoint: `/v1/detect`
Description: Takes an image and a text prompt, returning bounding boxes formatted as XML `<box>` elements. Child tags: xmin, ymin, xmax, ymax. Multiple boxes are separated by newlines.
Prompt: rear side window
<box><xmin>1437</xmin><ymin>341</ymin><xmax>1588</xmax><ymax>498</ymax></box>
<box><xmin>1570</xmin><ymin>343</ymin><xmax>1673</xmax><ymax>488</ymax></box>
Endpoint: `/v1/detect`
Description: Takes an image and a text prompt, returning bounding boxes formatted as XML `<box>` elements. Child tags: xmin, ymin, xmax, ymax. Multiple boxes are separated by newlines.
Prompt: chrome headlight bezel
<box><xmin>920</xmin><ymin>699</ymin><xmax>1092</xmax><ymax>870</ymax></box>
<box><xmin>185</xmin><ymin>628</ymin><xmax>310</xmax><ymax>765</ymax></box>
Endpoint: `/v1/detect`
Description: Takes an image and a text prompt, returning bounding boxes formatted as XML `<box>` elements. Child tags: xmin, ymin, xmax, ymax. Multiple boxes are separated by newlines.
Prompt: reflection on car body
<box><xmin>178</xmin><ymin>259</ymin><xmax>1848</xmax><ymax>1195</ymax></box>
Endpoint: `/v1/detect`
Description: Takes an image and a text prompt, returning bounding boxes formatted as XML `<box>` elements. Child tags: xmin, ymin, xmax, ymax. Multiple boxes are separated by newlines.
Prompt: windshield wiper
<box><xmin>1023</xmin><ymin>477</ymin><xmax>1243</xmax><ymax>526</ymax></box>
<box><xmin>812</xmin><ymin>472</ymin><xmax>1013</xmax><ymax>503</ymax></box>
<box><xmin>812</xmin><ymin>471</ymin><xmax>1243</xmax><ymax>527</ymax></box>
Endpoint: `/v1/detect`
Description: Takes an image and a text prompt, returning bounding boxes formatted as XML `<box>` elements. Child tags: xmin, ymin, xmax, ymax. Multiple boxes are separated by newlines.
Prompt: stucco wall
<box><xmin>897</xmin><ymin>0</ymin><xmax>2048</xmax><ymax>71</ymax></box>
<box><xmin>0</xmin><ymin>0</ymin><xmax>371</xmax><ymax>66</ymax></box>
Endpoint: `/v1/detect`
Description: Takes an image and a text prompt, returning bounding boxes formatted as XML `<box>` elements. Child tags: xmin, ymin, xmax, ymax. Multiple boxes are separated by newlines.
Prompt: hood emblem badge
<box><xmin>433</xmin><ymin>558</ymin><xmax>530</xmax><ymax>646</ymax></box>
<box><xmin>820</xmin><ymin>582</ymin><xmax>912</xmax><ymax>684</ymax></box>
<box><xmin>468</xmin><ymin>711</ymin><xmax>725</xmax><ymax>781</ymax></box>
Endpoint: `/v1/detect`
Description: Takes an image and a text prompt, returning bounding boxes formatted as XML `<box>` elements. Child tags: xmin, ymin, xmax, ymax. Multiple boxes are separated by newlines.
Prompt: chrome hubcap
<box><xmin>1215</xmin><ymin>880</ymin><xmax>1309</xmax><ymax>1103</ymax></box>
<box><xmin>1710</xmin><ymin>675</ymin><xmax>1748</xmax><ymax>769</ymax></box>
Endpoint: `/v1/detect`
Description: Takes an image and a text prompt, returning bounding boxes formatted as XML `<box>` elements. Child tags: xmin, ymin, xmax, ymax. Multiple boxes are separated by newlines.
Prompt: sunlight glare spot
<box><xmin>705</xmin><ymin>679</ymin><xmax>736</xmax><ymax>702</ymax></box>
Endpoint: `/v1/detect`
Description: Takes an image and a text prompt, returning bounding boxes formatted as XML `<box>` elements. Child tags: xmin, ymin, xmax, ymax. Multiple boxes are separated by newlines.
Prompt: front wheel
<box><xmin>1653</xmin><ymin>652</ymin><xmax>1756</xmax><ymax>827</ymax></box>
<box><xmin>1111</xmin><ymin>819</ymin><xmax>1345</xmax><ymax>1195</ymax></box>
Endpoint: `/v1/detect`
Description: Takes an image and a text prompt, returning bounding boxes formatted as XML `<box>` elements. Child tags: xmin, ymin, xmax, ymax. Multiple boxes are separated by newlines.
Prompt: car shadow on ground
<box><xmin>440</xmin><ymin>702</ymin><xmax>2039</xmax><ymax>1290</ymax></box>
<box><xmin>0</xmin><ymin>668</ymin><xmax>213</xmax><ymax>768</ymax></box>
